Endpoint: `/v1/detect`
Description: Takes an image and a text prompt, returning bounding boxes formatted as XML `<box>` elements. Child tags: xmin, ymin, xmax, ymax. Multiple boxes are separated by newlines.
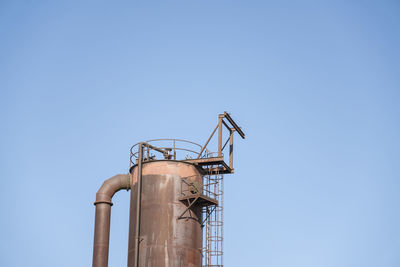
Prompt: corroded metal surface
<box><xmin>128</xmin><ymin>161</ymin><xmax>203</xmax><ymax>267</ymax></box>
<box><xmin>93</xmin><ymin>174</ymin><xmax>131</xmax><ymax>267</ymax></box>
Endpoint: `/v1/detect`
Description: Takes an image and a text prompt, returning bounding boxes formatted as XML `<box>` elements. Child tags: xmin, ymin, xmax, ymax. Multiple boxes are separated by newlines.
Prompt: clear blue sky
<box><xmin>1</xmin><ymin>1</ymin><xmax>399</xmax><ymax>266</ymax></box>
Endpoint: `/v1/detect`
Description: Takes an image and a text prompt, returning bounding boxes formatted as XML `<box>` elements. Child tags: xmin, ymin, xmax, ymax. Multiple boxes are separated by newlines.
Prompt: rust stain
<box><xmin>128</xmin><ymin>161</ymin><xmax>202</xmax><ymax>267</ymax></box>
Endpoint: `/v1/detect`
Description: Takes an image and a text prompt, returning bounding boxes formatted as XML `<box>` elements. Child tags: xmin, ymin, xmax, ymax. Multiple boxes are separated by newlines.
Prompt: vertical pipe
<box><xmin>127</xmin><ymin>183</ymin><xmax>135</xmax><ymax>266</ymax></box>
<box><xmin>173</xmin><ymin>139</ymin><xmax>176</xmax><ymax>160</ymax></box>
<box><xmin>92</xmin><ymin>174</ymin><xmax>131</xmax><ymax>267</ymax></box>
<box><xmin>218</xmin><ymin>115</ymin><xmax>223</xmax><ymax>157</ymax></box>
<box><xmin>134</xmin><ymin>143</ymin><xmax>144</xmax><ymax>267</ymax></box>
<box><xmin>93</xmin><ymin>204</ymin><xmax>112</xmax><ymax>267</ymax></box>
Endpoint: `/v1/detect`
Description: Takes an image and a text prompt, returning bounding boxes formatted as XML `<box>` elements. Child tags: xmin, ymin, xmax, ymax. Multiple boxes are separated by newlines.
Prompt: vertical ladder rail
<box><xmin>202</xmin><ymin>171</ymin><xmax>224</xmax><ymax>267</ymax></box>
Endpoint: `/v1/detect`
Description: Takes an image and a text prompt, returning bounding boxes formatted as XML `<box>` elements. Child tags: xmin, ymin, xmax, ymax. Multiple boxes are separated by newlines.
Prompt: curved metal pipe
<box><xmin>93</xmin><ymin>174</ymin><xmax>131</xmax><ymax>267</ymax></box>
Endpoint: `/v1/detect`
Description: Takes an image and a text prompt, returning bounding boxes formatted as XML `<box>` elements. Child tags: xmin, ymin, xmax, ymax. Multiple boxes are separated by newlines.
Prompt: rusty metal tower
<box><xmin>92</xmin><ymin>112</ymin><xmax>245</xmax><ymax>267</ymax></box>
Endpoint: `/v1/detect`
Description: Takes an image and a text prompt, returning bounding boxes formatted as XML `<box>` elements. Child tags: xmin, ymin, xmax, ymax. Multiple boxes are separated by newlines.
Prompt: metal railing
<box><xmin>180</xmin><ymin>176</ymin><xmax>218</xmax><ymax>200</ymax></box>
<box><xmin>130</xmin><ymin>139</ymin><xmax>212</xmax><ymax>168</ymax></box>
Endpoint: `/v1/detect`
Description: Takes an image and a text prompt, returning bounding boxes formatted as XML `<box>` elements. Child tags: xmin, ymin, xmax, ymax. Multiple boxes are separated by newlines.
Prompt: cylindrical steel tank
<box><xmin>127</xmin><ymin>161</ymin><xmax>203</xmax><ymax>267</ymax></box>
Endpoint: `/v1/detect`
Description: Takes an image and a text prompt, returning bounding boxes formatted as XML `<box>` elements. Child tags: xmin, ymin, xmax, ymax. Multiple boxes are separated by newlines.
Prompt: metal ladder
<box><xmin>203</xmin><ymin>172</ymin><xmax>224</xmax><ymax>267</ymax></box>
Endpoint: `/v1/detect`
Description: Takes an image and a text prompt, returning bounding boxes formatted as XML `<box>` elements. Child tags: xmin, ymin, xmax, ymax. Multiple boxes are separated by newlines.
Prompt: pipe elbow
<box><xmin>94</xmin><ymin>174</ymin><xmax>131</xmax><ymax>205</ymax></box>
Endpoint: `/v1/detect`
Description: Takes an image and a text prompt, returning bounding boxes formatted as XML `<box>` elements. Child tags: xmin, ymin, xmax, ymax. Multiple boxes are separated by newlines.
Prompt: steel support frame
<box><xmin>197</xmin><ymin>112</ymin><xmax>245</xmax><ymax>172</ymax></box>
<box><xmin>177</xmin><ymin>196</ymin><xmax>200</xmax><ymax>222</ymax></box>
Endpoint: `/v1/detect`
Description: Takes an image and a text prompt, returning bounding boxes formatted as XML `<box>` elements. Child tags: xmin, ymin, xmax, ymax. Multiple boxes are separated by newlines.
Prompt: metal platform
<box><xmin>183</xmin><ymin>157</ymin><xmax>233</xmax><ymax>175</ymax></box>
<box><xmin>179</xmin><ymin>193</ymin><xmax>219</xmax><ymax>207</ymax></box>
